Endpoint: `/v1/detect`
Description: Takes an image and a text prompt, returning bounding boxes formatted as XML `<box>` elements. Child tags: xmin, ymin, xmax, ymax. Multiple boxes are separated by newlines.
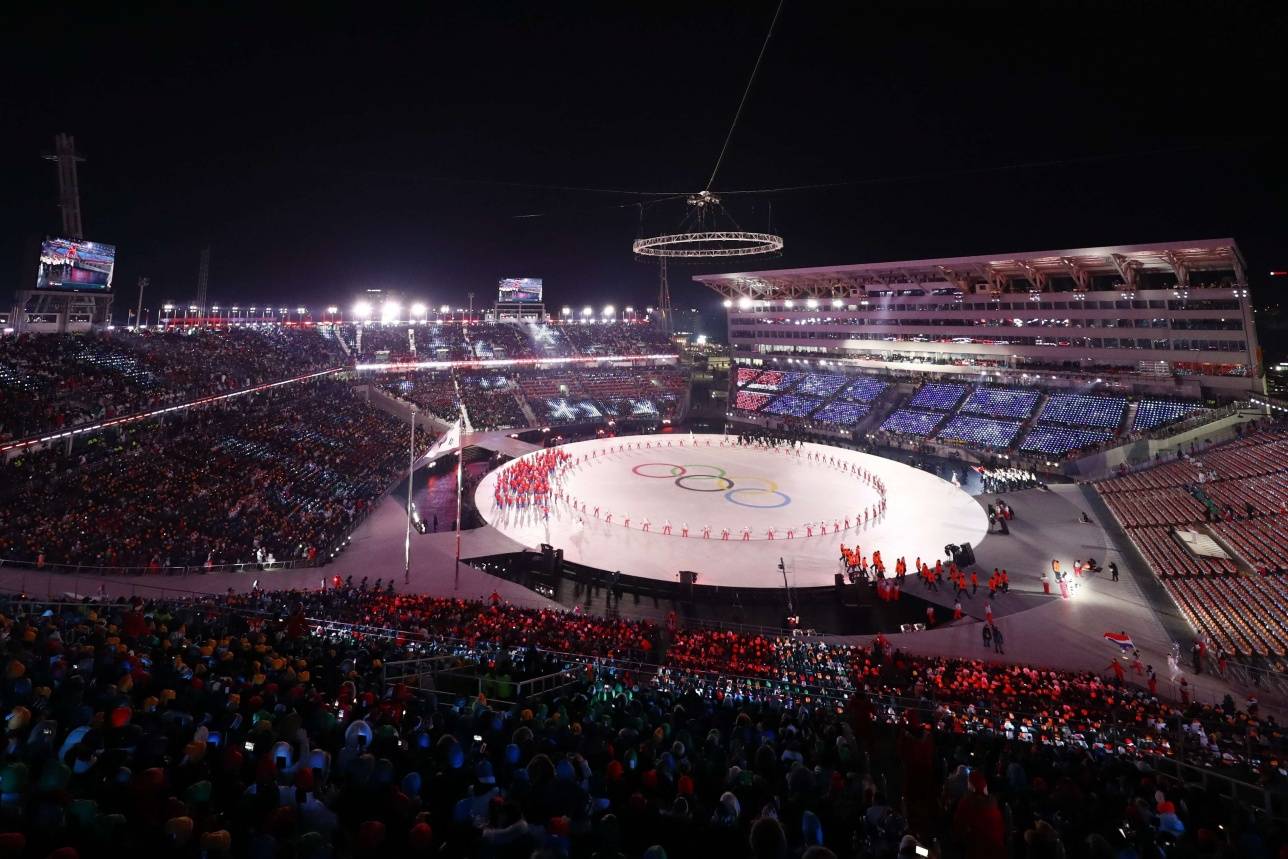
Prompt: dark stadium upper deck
<box><xmin>693</xmin><ymin>239</ymin><xmax>1247</xmax><ymax>298</ymax></box>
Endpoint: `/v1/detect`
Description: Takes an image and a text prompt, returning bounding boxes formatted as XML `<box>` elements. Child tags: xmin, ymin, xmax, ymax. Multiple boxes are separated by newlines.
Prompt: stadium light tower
<box><xmin>439</xmin><ymin>304</ymin><xmax>451</xmax><ymax>316</ymax></box>
<box><xmin>353</xmin><ymin>300</ymin><xmax>373</xmax><ymax>321</ymax></box>
<box><xmin>602</xmin><ymin>304</ymin><xmax>615</xmax><ymax>319</ymax></box>
<box><xmin>381</xmin><ymin>300</ymin><xmax>401</xmax><ymax>323</ymax></box>
<box><xmin>411</xmin><ymin>302</ymin><xmax>427</xmax><ymax>322</ymax></box>
<box><xmin>561</xmin><ymin>306</ymin><xmax>572</xmax><ymax>318</ymax></box>
<box><xmin>581</xmin><ymin>306</ymin><xmax>593</xmax><ymax>322</ymax></box>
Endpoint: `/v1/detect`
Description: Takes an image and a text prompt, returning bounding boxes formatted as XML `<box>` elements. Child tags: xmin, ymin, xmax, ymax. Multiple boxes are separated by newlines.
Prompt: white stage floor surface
<box><xmin>475</xmin><ymin>434</ymin><xmax>988</xmax><ymax>588</ymax></box>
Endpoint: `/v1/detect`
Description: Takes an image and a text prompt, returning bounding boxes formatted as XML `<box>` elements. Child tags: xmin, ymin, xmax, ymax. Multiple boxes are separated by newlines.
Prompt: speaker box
<box><xmin>954</xmin><ymin>542</ymin><xmax>976</xmax><ymax>567</ymax></box>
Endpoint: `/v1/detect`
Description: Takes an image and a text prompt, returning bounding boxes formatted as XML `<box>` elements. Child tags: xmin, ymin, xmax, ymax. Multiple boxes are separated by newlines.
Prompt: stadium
<box><xmin>3</xmin><ymin>6</ymin><xmax>1287</xmax><ymax>859</ymax></box>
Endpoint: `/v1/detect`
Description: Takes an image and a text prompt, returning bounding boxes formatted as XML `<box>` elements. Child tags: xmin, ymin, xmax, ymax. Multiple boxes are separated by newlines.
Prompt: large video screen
<box><xmin>36</xmin><ymin>237</ymin><xmax>116</xmax><ymax>291</ymax></box>
<box><xmin>498</xmin><ymin>277</ymin><xmax>542</xmax><ymax>303</ymax></box>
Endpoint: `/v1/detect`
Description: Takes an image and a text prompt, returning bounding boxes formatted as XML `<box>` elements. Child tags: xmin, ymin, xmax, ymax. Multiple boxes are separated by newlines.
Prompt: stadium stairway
<box><xmin>1123</xmin><ymin>401</ymin><xmax>1140</xmax><ymax>434</ymax></box>
<box><xmin>1077</xmin><ymin>482</ymin><xmax>1197</xmax><ymax>647</ymax></box>
<box><xmin>1009</xmin><ymin>394</ymin><xmax>1048</xmax><ymax>443</ymax></box>
<box><xmin>332</xmin><ymin>328</ymin><xmax>353</xmax><ymax>360</ymax></box>
<box><xmin>1200</xmin><ymin>525</ymin><xmax>1258</xmax><ymax>575</ymax></box>
<box><xmin>515</xmin><ymin>390</ymin><xmax>538</xmax><ymax>426</ymax></box>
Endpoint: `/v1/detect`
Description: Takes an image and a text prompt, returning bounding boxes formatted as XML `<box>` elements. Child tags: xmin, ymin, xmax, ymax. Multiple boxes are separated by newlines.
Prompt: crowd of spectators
<box><xmin>1019</xmin><ymin>426</ymin><xmax>1115</xmax><ymax>457</ymax></box>
<box><xmin>1037</xmin><ymin>395</ymin><xmax>1126</xmax><ymax>430</ymax></box>
<box><xmin>762</xmin><ymin>395</ymin><xmax>823</xmax><ymax>419</ymax></box>
<box><xmin>0</xmin><ymin>328</ymin><xmax>344</xmax><ymax>442</ymax></box>
<box><xmin>907</xmin><ymin>384</ymin><xmax>967</xmax><ymax>412</ymax></box>
<box><xmin>794</xmin><ymin>374</ymin><xmax>850</xmax><ymax>398</ymax></box>
<box><xmin>339</xmin><ymin>324</ymin><xmax>469</xmax><ymax>361</ymax></box>
<box><xmin>729</xmin><ymin>363</ymin><xmax>1225</xmax><ymax>461</ymax></box>
<box><xmin>812</xmin><ymin>402</ymin><xmax>869</xmax><ymax>427</ymax></box>
<box><xmin>1133</xmin><ymin>400</ymin><xmax>1207</xmax><ymax>433</ymax></box>
<box><xmin>958</xmin><ymin>388</ymin><xmax>1040</xmax><ymax>420</ymax></box>
<box><xmin>0</xmin><ymin>586</ymin><xmax>1282</xmax><ymax>859</ymax></box>
<box><xmin>0</xmin><ymin>381</ymin><xmax>426</xmax><ymax>571</ymax></box>
<box><xmin>878</xmin><ymin>410</ymin><xmax>945</xmax><ymax>438</ymax></box>
<box><xmin>842</xmin><ymin>379</ymin><xmax>889</xmax><ymax>403</ymax></box>
<box><xmin>735</xmin><ymin>391</ymin><xmax>773</xmax><ymax>412</ymax></box>
<box><xmin>935</xmin><ymin>416</ymin><xmax>1022</xmax><ymax>450</ymax></box>
<box><xmin>560</xmin><ymin>322</ymin><xmax>675</xmax><ymax>357</ymax></box>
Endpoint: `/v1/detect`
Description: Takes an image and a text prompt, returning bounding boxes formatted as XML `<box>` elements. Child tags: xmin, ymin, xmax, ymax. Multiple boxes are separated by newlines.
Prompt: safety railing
<box><xmin>1151</xmin><ymin>755</ymin><xmax>1286</xmax><ymax>820</ymax></box>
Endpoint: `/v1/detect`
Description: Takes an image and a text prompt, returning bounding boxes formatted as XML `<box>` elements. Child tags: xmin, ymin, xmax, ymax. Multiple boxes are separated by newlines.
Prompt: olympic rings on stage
<box><xmin>628</xmin><ymin>461</ymin><xmax>792</xmax><ymax>506</ymax></box>
<box><xmin>631</xmin><ymin>463</ymin><xmax>685</xmax><ymax>478</ymax></box>
<box><xmin>724</xmin><ymin>488</ymin><xmax>792</xmax><ymax>508</ymax></box>
<box><xmin>675</xmin><ymin>474</ymin><xmax>735</xmax><ymax>492</ymax></box>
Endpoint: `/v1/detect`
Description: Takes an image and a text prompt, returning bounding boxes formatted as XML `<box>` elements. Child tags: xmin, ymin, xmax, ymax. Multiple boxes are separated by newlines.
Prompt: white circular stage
<box><xmin>474</xmin><ymin>434</ymin><xmax>988</xmax><ymax>589</ymax></box>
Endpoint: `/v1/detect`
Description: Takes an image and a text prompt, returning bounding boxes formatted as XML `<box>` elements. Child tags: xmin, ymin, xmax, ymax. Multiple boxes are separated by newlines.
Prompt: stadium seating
<box><xmin>878</xmin><ymin>409</ymin><xmax>944</xmax><ymax>436</ymax></box>
<box><xmin>839</xmin><ymin>376</ymin><xmax>888</xmax><ymax>402</ymax></box>
<box><xmin>794</xmin><ymin>372</ymin><xmax>850</xmax><ymax>397</ymax></box>
<box><xmin>1095</xmin><ymin>427</ymin><xmax>1288</xmax><ymax>657</ymax></box>
<box><xmin>734</xmin><ymin>390</ymin><xmax>773</xmax><ymax>411</ymax></box>
<box><xmin>1019</xmin><ymin>425</ymin><xmax>1114</xmax><ymax>455</ymax></box>
<box><xmin>811</xmin><ymin>400</ymin><xmax>868</xmax><ymax>426</ymax></box>
<box><xmin>761</xmin><ymin>393</ymin><xmax>822</xmax><ymax>417</ymax></box>
<box><xmin>1166</xmin><ymin>576</ymin><xmax>1288</xmax><ymax>658</ymax></box>
<box><xmin>743</xmin><ymin>370</ymin><xmax>805</xmax><ymax>392</ymax></box>
<box><xmin>0</xmin><ymin>328</ymin><xmax>344</xmax><ymax>441</ymax></box>
<box><xmin>1133</xmin><ymin>399</ymin><xmax>1206</xmax><ymax>432</ymax></box>
<box><xmin>540</xmin><ymin>397</ymin><xmax>603</xmax><ymax>423</ymax></box>
<box><xmin>0</xmin><ymin>380</ymin><xmax>427</xmax><ymax>570</ymax></box>
<box><xmin>0</xmin><ymin>586</ymin><xmax>1274</xmax><ymax>859</ymax></box>
<box><xmin>936</xmin><ymin>415</ymin><xmax>1022</xmax><ymax>449</ymax></box>
<box><xmin>908</xmin><ymin>382</ymin><xmax>967</xmax><ymax>410</ymax></box>
<box><xmin>1037</xmin><ymin>393</ymin><xmax>1126</xmax><ymax>428</ymax></box>
<box><xmin>1101</xmin><ymin>488</ymin><xmax>1208</xmax><ymax>528</ymax></box>
<box><xmin>1211</xmin><ymin>516</ymin><xmax>1288</xmax><ymax>573</ymax></box>
<box><xmin>959</xmin><ymin>386</ymin><xmax>1041</xmax><ymax>419</ymax></box>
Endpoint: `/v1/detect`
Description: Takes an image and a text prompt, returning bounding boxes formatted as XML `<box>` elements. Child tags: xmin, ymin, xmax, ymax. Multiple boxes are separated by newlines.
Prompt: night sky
<box><xmin>3</xmin><ymin>3</ymin><xmax>1284</xmax><ymax>320</ymax></box>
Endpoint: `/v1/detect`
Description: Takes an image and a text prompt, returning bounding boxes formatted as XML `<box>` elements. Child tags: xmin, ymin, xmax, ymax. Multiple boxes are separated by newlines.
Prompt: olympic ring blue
<box><xmin>724</xmin><ymin>488</ymin><xmax>792</xmax><ymax>509</ymax></box>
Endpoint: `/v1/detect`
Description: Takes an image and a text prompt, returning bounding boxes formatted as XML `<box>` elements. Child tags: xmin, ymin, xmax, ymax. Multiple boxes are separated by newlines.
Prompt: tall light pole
<box><xmin>404</xmin><ymin>405</ymin><xmax>417</xmax><ymax>585</ymax></box>
<box><xmin>135</xmin><ymin>277</ymin><xmax>148</xmax><ymax>330</ymax></box>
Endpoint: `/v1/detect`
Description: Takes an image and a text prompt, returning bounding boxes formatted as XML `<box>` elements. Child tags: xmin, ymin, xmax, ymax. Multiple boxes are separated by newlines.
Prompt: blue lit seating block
<box><xmin>879</xmin><ymin>409</ymin><xmax>945</xmax><ymax>437</ymax></box>
<box><xmin>936</xmin><ymin>415</ymin><xmax>1023</xmax><ymax>449</ymax></box>
<box><xmin>960</xmin><ymin>387</ymin><xmax>1041</xmax><ymax>419</ymax></box>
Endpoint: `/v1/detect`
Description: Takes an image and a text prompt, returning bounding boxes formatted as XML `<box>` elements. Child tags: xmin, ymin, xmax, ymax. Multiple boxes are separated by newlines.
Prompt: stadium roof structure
<box><xmin>693</xmin><ymin>239</ymin><xmax>1247</xmax><ymax>300</ymax></box>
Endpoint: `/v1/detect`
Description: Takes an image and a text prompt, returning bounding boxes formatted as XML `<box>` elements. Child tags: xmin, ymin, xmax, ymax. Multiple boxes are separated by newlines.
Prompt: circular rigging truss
<box><xmin>633</xmin><ymin>230</ymin><xmax>783</xmax><ymax>258</ymax></box>
<box><xmin>633</xmin><ymin>190</ymin><xmax>784</xmax><ymax>260</ymax></box>
<box><xmin>632</xmin><ymin>1</ymin><xmax>787</xmax><ymax>262</ymax></box>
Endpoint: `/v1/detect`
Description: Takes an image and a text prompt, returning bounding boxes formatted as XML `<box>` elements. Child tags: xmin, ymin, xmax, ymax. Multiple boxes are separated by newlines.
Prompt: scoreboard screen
<box><xmin>36</xmin><ymin>237</ymin><xmax>116</xmax><ymax>291</ymax></box>
<box><xmin>498</xmin><ymin>278</ymin><xmax>542</xmax><ymax>303</ymax></box>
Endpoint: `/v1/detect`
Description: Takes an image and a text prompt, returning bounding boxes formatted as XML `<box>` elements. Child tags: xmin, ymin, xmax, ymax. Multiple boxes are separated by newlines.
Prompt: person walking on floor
<box><xmin>982</xmin><ymin>624</ymin><xmax>992</xmax><ymax>650</ymax></box>
<box><xmin>992</xmin><ymin>624</ymin><xmax>1004</xmax><ymax>654</ymax></box>
<box><xmin>1109</xmin><ymin>561</ymin><xmax>1119</xmax><ymax>582</ymax></box>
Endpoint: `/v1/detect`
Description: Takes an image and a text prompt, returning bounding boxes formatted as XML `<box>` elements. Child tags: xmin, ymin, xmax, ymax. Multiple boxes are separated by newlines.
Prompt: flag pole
<box><xmin>454</xmin><ymin>388</ymin><xmax>469</xmax><ymax>592</ymax></box>
<box><xmin>404</xmin><ymin>405</ymin><xmax>416</xmax><ymax>585</ymax></box>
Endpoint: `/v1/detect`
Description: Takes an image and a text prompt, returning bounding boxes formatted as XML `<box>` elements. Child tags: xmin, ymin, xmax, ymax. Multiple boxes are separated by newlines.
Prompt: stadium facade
<box><xmin>696</xmin><ymin>239</ymin><xmax>1261</xmax><ymax>399</ymax></box>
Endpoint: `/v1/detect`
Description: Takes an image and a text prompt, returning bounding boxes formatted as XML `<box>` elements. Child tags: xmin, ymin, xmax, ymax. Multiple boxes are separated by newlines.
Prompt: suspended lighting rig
<box><xmin>632</xmin><ymin>191</ymin><xmax>784</xmax><ymax>260</ymax></box>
